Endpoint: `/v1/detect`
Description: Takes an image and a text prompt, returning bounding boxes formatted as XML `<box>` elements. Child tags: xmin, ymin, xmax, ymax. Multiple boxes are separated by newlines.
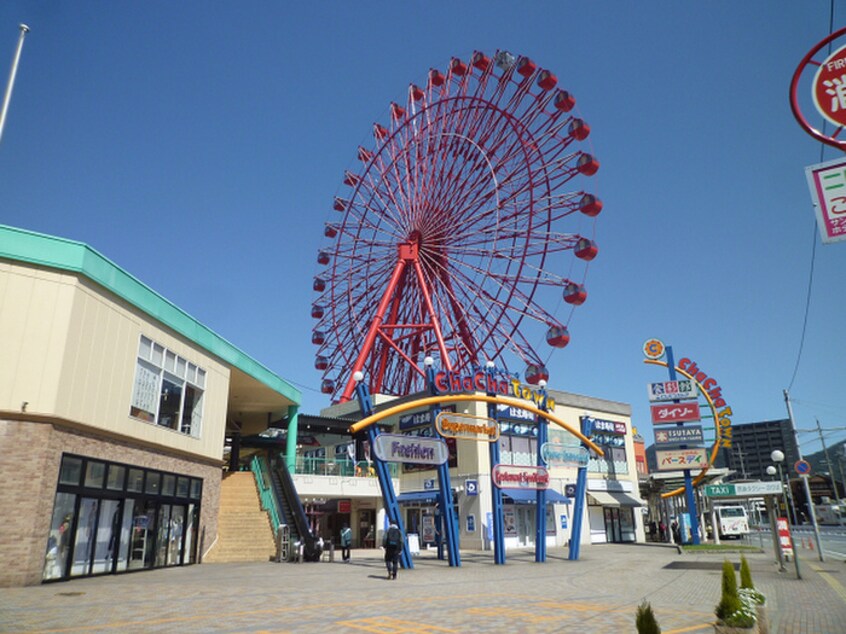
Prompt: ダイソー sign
<box><xmin>654</xmin><ymin>425</ymin><xmax>704</xmax><ymax>447</ymax></box>
<box><xmin>647</xmin><ymin>380</ymin><xmax>697</xmax><ymax>402</ymax></box>
<box><xmin>651</xmin><ymin>402</ymin><xmax>701</xmax><ymax>424</ymax></box>
<box><xmin>373</xmin><ymin>433</ymin><xmax>449</xmax><ymax>465</ymax></box>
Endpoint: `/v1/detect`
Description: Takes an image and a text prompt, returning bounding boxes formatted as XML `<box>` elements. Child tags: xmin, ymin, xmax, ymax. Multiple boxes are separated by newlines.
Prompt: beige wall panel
<box><xmin>0</xmin><ymin>264</ymin><xmax>74</xmax><ymax>414</ymax></box>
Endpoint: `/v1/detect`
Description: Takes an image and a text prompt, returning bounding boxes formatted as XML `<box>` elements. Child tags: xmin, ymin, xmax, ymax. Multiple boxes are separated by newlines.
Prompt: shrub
<box><xmin>739</xmin><ymin>554</ymin><xmax>766</xmax><ymax>605</ymax></box>
<box><xmin>715</xmin><ymin>560</ymin><xmax>755</xmax><ymax>628</ymax></box>
<box><xmin>636</xmin><ymin>600</ymin><xmax>661</xmax><ymax>634</ymax></box>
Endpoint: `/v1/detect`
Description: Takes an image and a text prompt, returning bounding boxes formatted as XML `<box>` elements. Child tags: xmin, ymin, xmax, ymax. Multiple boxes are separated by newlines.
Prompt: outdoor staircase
<box><xmin>204</xmin><ymin>472</ymin><xmax>276</xmax><ymax>563</ymax></box>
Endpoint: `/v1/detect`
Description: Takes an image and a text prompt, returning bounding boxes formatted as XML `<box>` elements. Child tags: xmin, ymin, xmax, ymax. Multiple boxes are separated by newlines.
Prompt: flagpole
<box><xmin>0</xmin><ymin>24</ymin><xmax>30</xmax><ymax>145</ymax></box>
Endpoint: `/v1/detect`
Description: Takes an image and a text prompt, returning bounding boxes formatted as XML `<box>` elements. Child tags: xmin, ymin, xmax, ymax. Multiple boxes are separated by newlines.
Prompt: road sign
<box><xmin>651</xmin><ymin>402</ymin><xmax>701</xmax><ymax>424</ymax></box>
<box><xmin>647</xmin><ymin>379</ymin><xmax>697</xmax><ymax>402</ymax></box>
<box><xmin>813</xmin><ymin>44</ymin><xmax>846</xmax><ymax>127</ymax></box>
<box><xmin>654</xmin><ymin>425</ymin><xmax>704</xmax><ymax>447</ymax></box>
<box><xmin>465</xmin><ymin>479</ymin><xmax>478</xmax><ymax>496</ymax></box>
<box><xmin>704</xmin><ymin>481</ymin><xmax>783</xmax><ymax>497</ymax></box>
<box><xmin>795</xmin><ymin>459</ymin><xmax>812</xmax><ymax>476</ymax></box>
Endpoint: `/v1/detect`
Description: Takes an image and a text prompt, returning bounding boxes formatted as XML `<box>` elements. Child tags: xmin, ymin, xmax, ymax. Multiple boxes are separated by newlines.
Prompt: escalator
<box><xmin>269</xmin><ymin>453</ymin><xmax>320</xmax><ymax>561</ymax></box>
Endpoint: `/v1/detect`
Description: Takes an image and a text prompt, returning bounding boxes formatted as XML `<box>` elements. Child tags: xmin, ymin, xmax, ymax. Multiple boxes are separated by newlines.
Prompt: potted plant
<box><xmin>714</xmin><ymin>559</ymin><xmax>756</xmax><ymax>633</ymax></box>
<box><xmin>739</xmin><ymin>554</ymin><xmax>767</xmax><ymax>634</ymax></box>
<box><xmin>636</xmin><ymin>600</ymin><xmax>661</xmax><ymax>634</ymax></box>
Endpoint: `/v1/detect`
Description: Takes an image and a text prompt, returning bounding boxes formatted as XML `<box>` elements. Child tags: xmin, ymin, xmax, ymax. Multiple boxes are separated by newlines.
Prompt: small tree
<box><xmin>636</xmin><ymin>600</ymin><xmax>661</xmax><ymax>634</ymax></box>
<box><xmin>715</xmin><ymin>560</ymin><xmax>742</xmax><ymax>622</ymax></box>
<box><xmin>739</xmin><ymin>554</ymin><xmax>754</xmax><ymax>590</ymax></box>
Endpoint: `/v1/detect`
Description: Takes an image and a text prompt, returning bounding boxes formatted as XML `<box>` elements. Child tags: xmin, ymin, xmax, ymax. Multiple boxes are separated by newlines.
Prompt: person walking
<box><xmin>340</xmin><ymin>523</ymin><xmax>352</xmax><ymax>562</ymax></box>
<box><xmin>382</xmin><ymin>522</ymin><xmax>403</xmax><ymax>580</ymax></box>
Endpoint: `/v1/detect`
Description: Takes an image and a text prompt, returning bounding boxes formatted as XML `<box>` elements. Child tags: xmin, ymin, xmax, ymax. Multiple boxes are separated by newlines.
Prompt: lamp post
<box><xmin>771</xmin><ymin>450</ymin><xmax>797</xmax><ymax>525</ymax></box>
<box><xmin>771</xmin><ymin>450</ymin><xmax>802</xmax><ymax>578</ymax></box>
<box><xmin>766</xmin><ymin>465</ymin><xmax>785</xmax><ymax>572</ymax></box>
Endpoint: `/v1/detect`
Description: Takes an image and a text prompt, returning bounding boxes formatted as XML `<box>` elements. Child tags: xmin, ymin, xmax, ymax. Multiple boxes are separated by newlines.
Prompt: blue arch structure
<box><xmin>348</xmin><ymin>389</ymin><xmax>605</xmax><ymax>568</ymax></box>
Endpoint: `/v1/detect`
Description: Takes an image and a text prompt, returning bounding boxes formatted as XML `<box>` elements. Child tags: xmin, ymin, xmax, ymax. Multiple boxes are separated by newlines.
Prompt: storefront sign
<box><xmin>434</xmin><ymin>370</ymin><xmax>555</xmax><ymax>409</ymax></box>
<box><xmin>492</xmin><ymin>464</ymin><xmax>550</xmax><ymax>489</ymax></box>
<box><xmin>651</xmin><ymin>402</ymin><xmax>701</xmax><ymax>424</ymax></box>
<box><xmin>373</xmin><ymin>433</ymin><xmax>448</xmax><ymax>465</ymax></box>
<box><xmin>647</xmin><ymin>379</ymin><xmax>697</xmax><ymax>402</ymax></box>
<box><xmin>805</xmin><ymin>157</ymin><xmax>846</xmax><ymax>244</ymax></box>
<box><xmin>677</xmin><ymin>357</ymin><xmax>733</xmax><ymax>448</ymax></box>
<box><xmin>399</xmin><ymin>410</ymin><xmax>434</xmax><ymax>430</ymax></box>
<box><xmin>338</xmin><ymin>499</ymin><xmax>351</xmax><ymax>513</ymax></box>
<box><xmin>422</xmin><ymin>515</ymin><xmax>436</xmax><ymax>542</ymax></box>
<box><xmin>654</xmin><ymin>425</ymin><xmax>704</xmax><ymax>447</ymax></box>
<box><xmin>496</xmin><ymin>403</ymin><xmax>538</xmax><ymax>423</ymax></box>
<box><xmin>540</xmin><ymin>443</ymin><xmax>589</xmax><ymax>467</ymax></box>
<box><xmin>435</xmin><ymin>412</ymin><xmax>499</xmax><ymax>441</ymax></box>
<box><xmin>655</xmin><ymin>448</ymin><xmax>708</xmax><ymax>471</ymax></box>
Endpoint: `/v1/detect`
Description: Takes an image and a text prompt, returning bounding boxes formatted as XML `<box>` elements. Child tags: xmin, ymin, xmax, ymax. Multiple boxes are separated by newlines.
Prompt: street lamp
<box><xmin>771</xmin><ymin>450</ymin><xmax>797</xmax><ymax>525</ymax></box>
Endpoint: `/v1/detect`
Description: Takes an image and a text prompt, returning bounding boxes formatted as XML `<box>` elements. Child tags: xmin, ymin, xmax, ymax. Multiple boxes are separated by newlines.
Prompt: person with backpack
<box><xmin>340</xmin><ymin>523</ymin><xmax>352</xmax><ymax>562</ymax></box>
<box><xmin>382</xmin><ymin>522</ymin><xmax>403</xmax><ymax>580</ymax></box>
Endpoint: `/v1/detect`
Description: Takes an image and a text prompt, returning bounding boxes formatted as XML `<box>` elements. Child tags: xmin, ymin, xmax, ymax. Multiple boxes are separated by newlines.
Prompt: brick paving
<box><xmin>1</xmin><ymin>542</ymin><xmax>845</xmax><ymax>633</ymax></box>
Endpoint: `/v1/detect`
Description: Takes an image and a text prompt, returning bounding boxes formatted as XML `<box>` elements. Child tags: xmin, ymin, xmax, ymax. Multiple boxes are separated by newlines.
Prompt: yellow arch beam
<box><xmin>644</xmin><ymin>359</ymin><xmax>723</xmax><ymax>499</ymax></box>
<box><xmin>348</xmin><ymin>393</ymin><xmax>605</xmax><ymax>457</ymax></box>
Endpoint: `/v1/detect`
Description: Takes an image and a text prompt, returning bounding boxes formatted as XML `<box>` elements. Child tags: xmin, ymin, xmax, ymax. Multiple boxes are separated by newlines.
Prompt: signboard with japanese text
<box><xmin>813</xmin><ymin>44</ymin><xmax>846</xmax><ymax>127</ymax></box>
<box><xmin>704</xmin><ymin>481</ymin><xmax>783</xmax><ymax>497</ymax></box>
<box><xmin>647</xmin><ymin>379</ymin><xmax>698</xmax><ymax>402</ymax></box>
<box><xmin>806</xmin><ymin>156</ymin><xmax>846</xmax><ymax>244</ymax></box>
<box><xmin>651</xmin><ymin>402</ymin><xmax>701</xmax><ymax>424</ymax></box>
<box><xmin>655</xmin><ymin>448</ymin><xmax>708</xmax><ymax>471</ymax></box>
<box><xmin>540</xmin><ymin>443</ymin><xmax>590</xmax><ymax>467</ymax></box>
<box><xmin>654</xmin><ymin>425</ymin><xmax>704</xmax><ymax>447</ymax></box>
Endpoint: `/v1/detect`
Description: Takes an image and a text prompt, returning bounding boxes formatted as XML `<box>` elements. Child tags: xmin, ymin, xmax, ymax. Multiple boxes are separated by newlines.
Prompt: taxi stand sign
<box><xmin>704</xmin><ymin>481</ymin><xmax>784</xmax><ymax>497</ymax></box>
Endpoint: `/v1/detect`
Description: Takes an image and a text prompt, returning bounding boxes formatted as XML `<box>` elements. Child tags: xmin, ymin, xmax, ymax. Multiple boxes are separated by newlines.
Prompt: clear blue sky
<box><xmin>2</xmin><ymin>1</ymin><xmax>845</xmax><ymax>459</ymax></box>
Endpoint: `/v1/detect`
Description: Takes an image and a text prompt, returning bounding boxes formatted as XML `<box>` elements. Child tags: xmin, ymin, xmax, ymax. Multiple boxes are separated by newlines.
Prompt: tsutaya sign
<box><xmin>434</xmin><ymin>370</ymin><xmax>554</xmax><ymax>409</ymax></box>
<box><xmin>373</xmin><ymin>433</ymin><xmax>449</xmax><ymax>465</ymax></box>
<box><xmin>435</xmin><ymin>412</ymin><xmax>499</xmax><ymax>442</ymax></box>
<box><xmin>492</xmin><ymin>464</ymin><xmax>550</xmax><ymax>490</ymax></box>
<box><xmin>704</xmin><ymin>481</ymin><xmax>783</xmax><ymax>498</ymax></box>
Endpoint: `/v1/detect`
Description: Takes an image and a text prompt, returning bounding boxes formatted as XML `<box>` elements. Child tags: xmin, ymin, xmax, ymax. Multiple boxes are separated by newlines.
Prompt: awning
<box><xmin>587</xmin><ymin>490</ymin><xmax>644</xmax><ymax>507</ymax></box>
<box><xmin>503</xmin><ymin>489</ymin><xmax>570</xmax><ymax>505</ymax></box>
<box><xmin>397</xmin><ymin>490</ymin><xmax>439</xmax><ymax>504</ymax></box>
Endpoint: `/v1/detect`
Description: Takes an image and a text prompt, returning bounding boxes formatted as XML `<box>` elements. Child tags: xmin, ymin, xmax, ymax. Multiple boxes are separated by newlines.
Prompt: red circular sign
<box><xmin>795</xmin><ymin>459</ymin><xmax>811</xmax><ymax>476</ymax></box>
<box><xmin>813</xmin><ymin>43</ymin><xmax>846</xmax><ymax>127</ymax></box>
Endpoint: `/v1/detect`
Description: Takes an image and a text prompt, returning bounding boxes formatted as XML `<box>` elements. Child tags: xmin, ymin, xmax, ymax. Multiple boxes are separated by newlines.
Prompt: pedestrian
<box><xmin>340</xmin><ymin>523</ymin><xmax>352</xmax><ymax>562</ymax></box>
<box><xmin>382</xmin><ymin>521</ymin><xmax>403</xmax><ymax>580</ymax></box>
<box><xmin>658</xmin><ymin>520</ymin><xmax>666</xmax><ymax>542</ymax></box>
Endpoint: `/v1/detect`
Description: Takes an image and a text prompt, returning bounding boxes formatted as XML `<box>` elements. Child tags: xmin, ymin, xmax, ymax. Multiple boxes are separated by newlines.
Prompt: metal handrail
<box><xmin>250</xmin><ymin>454</ymin><xmax>282</xmax><ymax>537</ymax></box>
<box><xmin>293</xmin><ymin>456</ymin><xmax>398</xmax><ymax>478</ymax></box>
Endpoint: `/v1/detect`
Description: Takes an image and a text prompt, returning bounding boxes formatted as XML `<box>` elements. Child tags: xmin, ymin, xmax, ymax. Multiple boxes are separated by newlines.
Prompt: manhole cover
<box><xmin>664</xmin><ymin>561</ymin><xmax>739</xmax><ymax>571</ymax></box>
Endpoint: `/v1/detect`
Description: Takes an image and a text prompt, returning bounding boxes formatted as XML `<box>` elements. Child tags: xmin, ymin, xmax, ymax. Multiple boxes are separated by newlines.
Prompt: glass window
<box><xmin>145</xmin><ymin>472</ymin><xmax>161</xmax><ymax>495</ymax></box>
<box><xmin>42</xmin><ymin>492</ymin><xmax>76</xmax><ymax>581</ymax></box>
<box><xmin>130</xmin><ymin>335</ymin><xmax>205</xmax><ymax>436</ymax></box>
<box><xmin>84</xmin><ymin>461</ymin><xmax>106</xmax><ymax>488</ymax></box>
<box><xmin>127</xmin><ymin>469</ymin><xmax>144</xmax><ymax>493</ymax></box>
<box><xmin>176</xmin><ymin>477</ymin><xmax>190</xmax><ymax>498</ymax></box>
<box><xmin>59</xmin><ymin>456</ymin><xmax>83</xmax><ymax>486</ymax></box>
<box><xmin>106</xmin><ymin>465</ymin><xmax>126</xmax><ymax>491</ymax></box>
<box><xmin>139</xmin><ymin>335</ymin><xmax>152</xmax><ymax>359</ymax></box>
<box><xmin>190</xmin><ymin>479</ymin><xmax>202</xmax><ymax>499</ymax></box>
<box><xmin>162</xmin><ymin>474</ymin><xmax>176</xmax><ymax>497</ymax></box>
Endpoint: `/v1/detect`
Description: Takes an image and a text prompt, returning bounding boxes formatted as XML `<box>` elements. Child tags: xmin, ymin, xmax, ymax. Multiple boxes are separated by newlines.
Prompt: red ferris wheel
<box><xmin>312</xmin><ymin>50</ymin><xmax>602</xmax><ymax>403</ymax></box>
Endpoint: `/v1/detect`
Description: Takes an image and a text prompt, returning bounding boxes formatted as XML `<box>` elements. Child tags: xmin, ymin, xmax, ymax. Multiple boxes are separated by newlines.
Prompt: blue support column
<box><xmin>568</xmin><ymin>415</ymin><xmax>591</xmax><ymax>560</ymax></box>
<box><xmin>355</xmin><ymin>381</ymin><xmax>413</xmax><ymax>570</ymax></box>
<box><xmin>666</xmin><ymin>346</ymin><xmax>701</xmax><ymax>546</ymax></box>
<box><xmin>425</xmin><ymin>362</ymin><xmax>460</xmax><ymax>567</ymax></box>
<box><xmin>535</xmin><ymin>383</ymin><xmax>549</xmax><ymax>563</ymax></box>
<box><xmin>486</xmin><ymin>366</ymin><xmax>506</xmax><ymax>564</ymax></box>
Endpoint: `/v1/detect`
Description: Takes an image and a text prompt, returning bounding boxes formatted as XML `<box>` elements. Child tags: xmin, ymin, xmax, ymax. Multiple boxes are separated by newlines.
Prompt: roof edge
<box><xmin>0</xmin><ymin>224</ymin><xmax>300</xmax><ymax>404</ymax></box>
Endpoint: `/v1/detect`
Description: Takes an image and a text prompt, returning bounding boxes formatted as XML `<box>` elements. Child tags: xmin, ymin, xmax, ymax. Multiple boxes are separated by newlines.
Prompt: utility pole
<box><xmin>816</xmin><ymin>418</ymin><xmax>843</xmax><ymax>527</ymax></box>
<box><xmin>0</xmin><ymin>24</ymin><xmax>30</xmax><ymax>145</ymax></box>
<box><xmin>784</xmin><ymin>389</ymin><xmax>824</xmax><ymax>561</ymax></box>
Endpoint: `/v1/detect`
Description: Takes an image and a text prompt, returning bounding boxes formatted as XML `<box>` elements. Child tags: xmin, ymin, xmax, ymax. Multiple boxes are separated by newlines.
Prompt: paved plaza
<box><xmin>2</xmin><ymin>542</ymin><xmax>846</xmax><ymax>633</ymax></box>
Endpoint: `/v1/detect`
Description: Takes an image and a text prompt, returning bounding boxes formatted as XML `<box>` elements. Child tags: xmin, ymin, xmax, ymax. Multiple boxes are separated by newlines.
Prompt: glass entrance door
<box><xmin>129</xmin><ymin>499</ymin><xmax>156</xmax><ymax>570</ymax></box>
<box><xmin>604</xmin><ymin>507</ymin><xmax>623</xmax><ymax>543</ymax></box>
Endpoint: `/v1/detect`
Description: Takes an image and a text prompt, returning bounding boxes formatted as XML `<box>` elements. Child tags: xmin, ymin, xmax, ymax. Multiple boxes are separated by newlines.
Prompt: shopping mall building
<box><xmin>0</xmin><ymin>224</ymin><xmax>644</xmax><ymax>587</ymax></box>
